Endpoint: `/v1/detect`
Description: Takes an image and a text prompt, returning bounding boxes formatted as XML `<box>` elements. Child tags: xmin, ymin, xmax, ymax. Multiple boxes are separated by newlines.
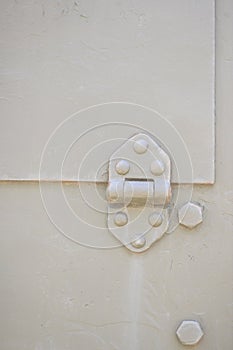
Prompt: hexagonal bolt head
<box><xmin>178</xmin><ymin>202</ymin><xmax>203</xmax><ymax>229</ymax></box>
<box><xmin>176</xmin><ymin>320</ymin><xmax>204</xmax><ymax>346</ymax></box>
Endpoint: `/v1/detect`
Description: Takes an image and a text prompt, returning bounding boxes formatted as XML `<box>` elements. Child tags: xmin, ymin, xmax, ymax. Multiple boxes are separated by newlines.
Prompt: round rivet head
<box><xmin>114</xmin><ymin>212</ymin><xmax>128</xmax><ymax>226</ymax></box>
<box><xmin>133</xmin><ymin>139</ymin><xmax>148</xmax><ymax>154</ymax></box>
<box><xmin>176</xmin><ymin>320</ymin><xmax>204</xmax><ymax>346</ymax></box>
<box><xmin>131</xmin><ymin>237</ymin><xmax>146</xmax><ymax>249</ymax></box>
<box><xmin>149</xmin><ymin>212</ymin><xmax>163</xmax><ymax>227</ymax></box>
<box><xmin>150</xmin><ymin>159</ymin><xmax>165</xmax><ymax>175</ymax></box>
<box><xmin>115</xmin><ymin>160</ymin><xmax>130</xmax><ymax>175</ymax></box>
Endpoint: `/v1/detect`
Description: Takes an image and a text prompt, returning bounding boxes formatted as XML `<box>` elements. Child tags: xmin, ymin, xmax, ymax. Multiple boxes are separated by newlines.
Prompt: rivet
<box><xmin>114</xmin><ymin>212</ymin><xmax>128</xmax><ymax>226</ymax></box>
<box><xmin>149</xmin><ymin>212</ymin><xmax>163</xmax><ymax>227</ymax></box>
<box><xmin>131</xmin><ymin>237</ymin><xmax>146</xmax><ymax>249</ymax></box>
<box><xmin>115</xmin><ymin>159</ymin><xmax>130</xmax><ymax>175</ymax></box>
<box><xmin>150</xmin><ymin>159</ymin><xmax>165</xmax><ymax>175</ymax></box>
<box><xmin>133</xmin><ymin>139</ymin><xmax>148</xmax><ymax>154</ymax></box>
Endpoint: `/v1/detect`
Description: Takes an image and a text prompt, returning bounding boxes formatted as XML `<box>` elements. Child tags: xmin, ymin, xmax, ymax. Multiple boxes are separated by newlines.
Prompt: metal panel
<box><xmin>0</xmin><ymin>0</ymin><xmax>215</xmax><ymax>183</ymax></box>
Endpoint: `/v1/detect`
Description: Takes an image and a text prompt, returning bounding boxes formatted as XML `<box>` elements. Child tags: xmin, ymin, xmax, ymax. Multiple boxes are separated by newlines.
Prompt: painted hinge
<box><xmin>106</xmin><ymin>133</ymin><xmax>171</xmax><ymax>252</ymax></box>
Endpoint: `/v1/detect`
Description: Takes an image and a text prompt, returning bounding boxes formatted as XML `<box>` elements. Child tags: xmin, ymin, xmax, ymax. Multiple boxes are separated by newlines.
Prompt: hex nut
<box><xmin>178</xmin><ymin>202</ymin><xmax>203</xmax><ymax>229</ymax></box>
<box><xmin>176</xmin><ymin>320</ymin><xmax>204</xmax><ymax>345</ymax></box>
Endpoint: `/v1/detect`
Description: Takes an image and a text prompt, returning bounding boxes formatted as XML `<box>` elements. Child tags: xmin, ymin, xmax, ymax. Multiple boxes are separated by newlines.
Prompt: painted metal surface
<box><xmin>0</xmin><ymin>175</ymin><xmax>232</xmax><ymax>349</ymax></box>
<box><xmin>0</xmin><ymin>0</ymin><xmax>215</xmax><ymax>183</ymax></box>
<box><xmin>0</xmin><ymin>0</ymin><xmax>233</xmax><ymax>349</ymax></box>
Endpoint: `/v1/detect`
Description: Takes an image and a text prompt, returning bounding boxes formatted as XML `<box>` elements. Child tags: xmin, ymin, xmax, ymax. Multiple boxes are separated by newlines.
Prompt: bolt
<box><xmin>178</xmin><ymin>202</ymin><xmax>203</xmax><ymax>229</ymax></box>
<box><xmin>131</xmin><ymin>236</ymin><xmax>146</xmax><ymax>249</ymax></box>
<box><xmin>149</xmin><ymin>212</ymin><xmax>163</xmax><ymax>227</ymax></box>
<box><xmin>115</xmin><ymin>159</ymin><xmax>130</xmax><ymax>175</ymax></box>
<box><xmin>176</xmin><ymin>320</ymin><xmax>204</xmax><ymax>345</ymax></box>
<box><xmin>150</xmin><ymin>159</ymin><xmax>165</xmax><ymax>175</ymax></box>
<box><xmin>133</xmin><ymin>139</ymin><xmax>148</xmax><ymax>154</ymax></box>
<box><xmin>114</xmin><ymin>212</ymin><xmax>128</xmax><ymax>226</ymax></box>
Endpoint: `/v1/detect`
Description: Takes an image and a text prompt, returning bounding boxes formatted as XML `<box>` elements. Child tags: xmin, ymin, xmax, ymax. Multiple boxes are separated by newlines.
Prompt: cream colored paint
<box><xmin>0</xmin><ymin>0</ymin><xmax>214</xmax><ymax>183</ymax></box>
<box><xmin>0</xmin><ymin>0</ymin><xmax>233</xmax><ymax>349</ymax></box>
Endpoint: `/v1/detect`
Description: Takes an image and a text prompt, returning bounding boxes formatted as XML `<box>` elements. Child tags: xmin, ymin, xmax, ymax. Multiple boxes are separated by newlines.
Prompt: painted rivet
<box><xmin>149</xmin><ymin>212</ymin><xmax>163</xmax><ymax>227</ymax></box>
<box><xmin>176</xmin><ymin>320</ymin><xmax>204</xmax><ymax>346</ymax></box>
<box><xmin>131</xmin><ymin>237</ymin><xmax>146</xmax><ymax>249</ymax></box>
<box><xmin>133</xmin><ymin>139</ymin><xmax>148</xmax><ymax>154</ymax></box>
<box><xmin>150</xmin><ymin>159</ymin><xmax>165</xmax><ymax>176</ymax></box>
<box><xmin>114</xmin><ymin>212</ymin><xmax>128</xmax><ymax>226</ymax></box>
<box><xmin>115</xmin><ymin>159</ymin><xmax>130</xmax><ymax>175</ymax></box>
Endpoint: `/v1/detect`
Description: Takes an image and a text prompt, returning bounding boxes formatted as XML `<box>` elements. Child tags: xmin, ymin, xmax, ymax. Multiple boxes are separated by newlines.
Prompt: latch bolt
<box><xmin>106</xmin><ymin>179</ymin><xmax>171</xmax><ymax>207</ymax></box>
